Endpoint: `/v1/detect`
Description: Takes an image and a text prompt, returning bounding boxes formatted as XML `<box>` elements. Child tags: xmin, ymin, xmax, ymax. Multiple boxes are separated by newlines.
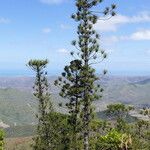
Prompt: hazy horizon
<box><xmin>0</xmin><ymin>69</ymin><xmax>150</xmax><ymax>77</ymax></box>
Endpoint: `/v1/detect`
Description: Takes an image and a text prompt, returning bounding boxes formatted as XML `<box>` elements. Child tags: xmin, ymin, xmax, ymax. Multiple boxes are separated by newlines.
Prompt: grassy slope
<box><xmin>101</xmin><ymin>79</ymin><xmax>150</xmax><ymax>107</ymax></box>
<box><xmin>0</xmin><ymin>87</ymin><xmax>68</xmax><ymax>126</ymax></box>
<box><xmin>0</xmin><ymin>88</ymin><xmax>37</xmax><ymax>126</ymax></box>
<box><xmin>4</xmin><ymin>125</ymin><xmax>36</xmax><ymax>138</ymax></box>
<box><xmin>0</xmin><ymin>77</ymin><xmax>150</xmax><ymax>129</ymax></box>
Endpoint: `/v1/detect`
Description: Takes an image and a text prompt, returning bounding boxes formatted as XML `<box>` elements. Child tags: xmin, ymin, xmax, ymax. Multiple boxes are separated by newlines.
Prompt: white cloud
<box><xmin>0</xmin><ymin>17</ymin><xmax>10</xmax><ymax>24</ymax></box>
<box><xmin>130</xmin><ymin>30</ymin><xmax>150</xmax><ymax>40</ymax></box>
<box><xmin>101</xmin><ymin>29</ymin><xmax>150</xmax><ymax>46</ymax></box>
<box><xmin>40</xmin><ymin>0</ymin><xmax>66</xmax><ymax>4</ymax></box>
<box><xmin>42</xmin><ymin>28</ymin><xmax>51</xmax><ymax>33</ymax></box>
<box><xmin>60</xmin><ymin>24</ymin><xmax>71</xmax><ymax>30</ymax></box>
<box><xmin>120</xmin><ymin>30</ymin><xmax>150</xmax><ymax>41</ymax></box>
<box><xmin>95</xmin><ymin>15</ymin><xmax>128</xmax><ymax>31</ymax></box>
<box><xmin>58</xmin><ymin>48</ymin><xmax>68</xmax><ymax>54</ymax></box>
<box><xmin>95</xmin><ymin>12</ymin><xmax>150</xmax><ymax>32</ymax></box>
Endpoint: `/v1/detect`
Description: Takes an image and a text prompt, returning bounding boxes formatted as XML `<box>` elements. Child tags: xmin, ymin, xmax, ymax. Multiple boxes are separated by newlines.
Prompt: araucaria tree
<box><xmin>55</xmin><ymin>59</ymin><xmax>83</xmax><ymax>149</ymax></box>
<box><xmin>71</xmin><ymin>1</ymin><xmax>116</xmax><ymax>149</ymax></box>
<box><xmin>56</xmin><ymin>0</ymin><xmax>116</xmax><ymax>149</ymax></box>
<box><xmin>28</xmin><ymin>59</ymin><xmax>54</xmax><ymax>150</ymax></box>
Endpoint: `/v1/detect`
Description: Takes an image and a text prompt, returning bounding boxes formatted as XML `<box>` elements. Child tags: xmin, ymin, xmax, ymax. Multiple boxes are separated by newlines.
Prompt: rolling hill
<box><xmin>0</xmin><ymin>76</ymin><xmax>149</xmax><ymax>132</ymax></box>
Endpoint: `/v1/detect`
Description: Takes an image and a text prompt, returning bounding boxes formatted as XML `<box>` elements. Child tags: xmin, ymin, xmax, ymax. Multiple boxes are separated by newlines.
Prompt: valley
<box><xmin>0</xmin><ymin>76</ymin><xmax>149</xmax><ymax>131</ymax></box>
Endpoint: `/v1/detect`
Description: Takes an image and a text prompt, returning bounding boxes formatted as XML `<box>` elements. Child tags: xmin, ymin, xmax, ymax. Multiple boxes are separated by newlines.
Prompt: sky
<box><xmin>0</xmin><ymin>0</ymin><xmax>150</xmax><ymax>76</ymax></box>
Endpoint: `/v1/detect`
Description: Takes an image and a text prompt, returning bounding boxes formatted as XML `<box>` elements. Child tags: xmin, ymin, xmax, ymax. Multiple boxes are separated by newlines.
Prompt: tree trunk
<box><xmin>84</xmin><ymin>131</ymin><xmax>89</xmax><ymax>150</ymax></box>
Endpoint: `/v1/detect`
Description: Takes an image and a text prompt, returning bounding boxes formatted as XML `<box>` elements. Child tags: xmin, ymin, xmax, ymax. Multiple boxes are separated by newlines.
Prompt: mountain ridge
<box><xmin>0</xmin><ymin>76</ymin><xmax>149</xmax><ymax>127</ymax></box>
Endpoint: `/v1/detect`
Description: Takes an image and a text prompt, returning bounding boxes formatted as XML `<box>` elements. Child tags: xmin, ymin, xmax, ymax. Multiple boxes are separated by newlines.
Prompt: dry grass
<box><xmin>5</xmin><ymin>136</ymin><xmax>33</xmax><ymax>150</ymax></box>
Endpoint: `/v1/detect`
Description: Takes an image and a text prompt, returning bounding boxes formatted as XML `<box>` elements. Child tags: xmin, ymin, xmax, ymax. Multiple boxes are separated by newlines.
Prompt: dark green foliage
<box><xmin>28</xmin><ymin>59</ymin><xmax>55</xmax><ymax>150</ymax></box>
<box><xmin>55</xmin><ymin>1</ymin><xmax>116</xmax><ymax>149</ymax></box>
<box><xmin>135</xmin><ymin>120</ymin><xmax>149</xmax><ymax>138</ymax></box>
<box><xmin>106</xmin><ymin>103</ymin><xmax>134</xmax><ymax>132</ymax></box>
<box><xmin>140</xmin><ymin>107</ymin><xmax>150</xmax><ymax>118</ymax></box>
<box><xmin>45</xmin><ymin>112</ymin><xmax>72</xmax><ymax>150</ymax></box>
<box><xmin>55</xmin><ymin>59</ymin><xmax>83</xmax><ymax>149</ymax></box>
<box><xmin>104</xmin><ymin>104</ymin><xmax>150</xmax><ymax>150</ymax></box>
<box><xmin>71</xmin><ymin>1</ymin><xmax>116</xmax><ymax>149</ymax></box>
<box><xmin>0</xmin><ymin>129</ymin><xmax>4</xmax><ymax>150</ymax></box>
<box><xmin>106</xmin><ymin>103</ymin><xmax>134</xmax><ymax>119</ymax></box>
<box><xmin>129</xmin><ymin>120</ymin><xmax>150</xmax><ymax>150</ymax></box>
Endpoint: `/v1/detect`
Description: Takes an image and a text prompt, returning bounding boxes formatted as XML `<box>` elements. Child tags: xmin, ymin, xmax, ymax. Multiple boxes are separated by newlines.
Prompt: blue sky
<box><xmin>0</xmin><ymin>0</ymin><xmax>150</xmax><ymax>76</ymax></box>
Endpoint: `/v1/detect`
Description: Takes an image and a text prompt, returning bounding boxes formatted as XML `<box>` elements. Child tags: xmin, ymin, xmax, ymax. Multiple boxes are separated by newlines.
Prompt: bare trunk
<box><xmin>84</xmin><ymin>132</ymin><xmax>89</xmax><ymax>150</ymax></box>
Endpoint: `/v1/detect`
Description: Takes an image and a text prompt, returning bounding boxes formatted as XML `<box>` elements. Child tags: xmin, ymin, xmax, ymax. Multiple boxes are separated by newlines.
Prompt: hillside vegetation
<box><xmin>0</xmin><ymin>76</ymin><xmax>150</xmax><ymax>128</ymax></box>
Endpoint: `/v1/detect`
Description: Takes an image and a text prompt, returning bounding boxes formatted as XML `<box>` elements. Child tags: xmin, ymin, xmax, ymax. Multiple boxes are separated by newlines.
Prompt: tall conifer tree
<box><xmin>71</xmin><ymin>1</ymin><xmax>116</xmax><ymax>149</ymax></box>
<box><xmin>56</xmin><ymin>0</ymin><xmax>116</xmax><ymax>149</ymax></box>
<box><xmin>28</xmin><ymin>59</ymin><xmax>54</xmax><ymax>150</ymax></box>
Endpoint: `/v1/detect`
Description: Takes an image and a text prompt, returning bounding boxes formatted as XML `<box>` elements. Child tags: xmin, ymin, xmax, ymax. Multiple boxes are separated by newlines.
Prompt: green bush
<box><xmin>0</xmin><ymin>129</ymin><xmax>4</xmax><ymax>150</ymax></box>
<box><xmin>96</xmin><ymin>129</ymin><xmax>132</xmax><ymax>150</ymax></box>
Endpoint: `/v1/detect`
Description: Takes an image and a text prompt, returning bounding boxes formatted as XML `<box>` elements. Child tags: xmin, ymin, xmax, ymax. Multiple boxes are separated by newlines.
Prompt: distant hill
<box><xmin>0</xmin><ymin>88</ymin><xmax>66</xmax><ymax>127</ymax></box>
<box><xmin>0</xmin><ymin>88</ymin><xmax>37</xmax><ymax>126</ymax></box>
<box><xmin>133</xmin><ymin>78</ymin><xmax>150</xmax><ymax>85</ymax></box>
<box><xmin>99</xmin><ymin>78</ymin><xmax>150</xmax><ymax>109</ymax></box>
<box><xmin>0</xmin><ymin>76</ymin><xmax>149</xmax><ymax>129</ymax></box>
